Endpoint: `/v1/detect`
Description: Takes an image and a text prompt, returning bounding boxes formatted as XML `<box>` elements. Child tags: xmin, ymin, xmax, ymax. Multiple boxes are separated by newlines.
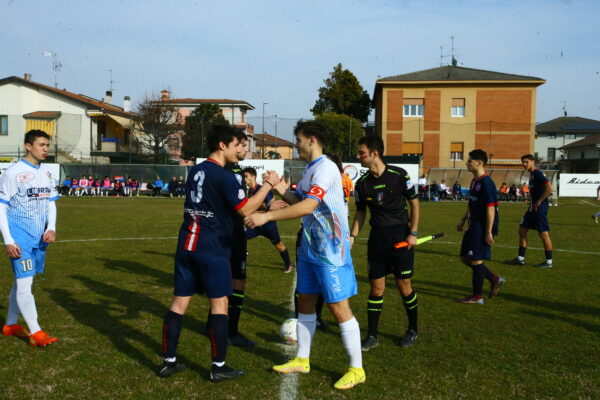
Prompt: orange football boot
<box><xmin>29</xmin><ymin>330</ymin><xmax>58</xmax><ymax>347</ymax></box>
<box><xmin>2</xmin><ymin>324</ymin><xmax>31</xmax><ymax>338</ymax></box>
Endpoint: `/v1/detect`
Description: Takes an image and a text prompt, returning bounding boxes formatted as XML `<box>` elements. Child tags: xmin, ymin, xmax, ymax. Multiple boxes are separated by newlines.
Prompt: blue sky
<box><xmin>2</xmin><ymin>0</ymin><xmax>599</xmax><ymax>140</ymax></box>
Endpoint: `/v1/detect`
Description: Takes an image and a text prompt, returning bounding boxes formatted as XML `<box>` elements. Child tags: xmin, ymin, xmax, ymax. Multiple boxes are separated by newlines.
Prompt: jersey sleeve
<box><xmin>222</xmin><ymin>170</ymin><xmax>248</xmax><ymax>211</ymax></box>
<box><xmin>0</xmin><ymin>171</ymin><xmax>16</xmax><ymax>205</ymax></box>
<box><xmin>49</xmin><ymin>169</ymin><xmax>60</xmax><ymax>201</ymax></box>
<box><xmin>402</xmin><ymin>173</ymin><xmax>418</xmax><ymax>200</ymax></box>
<box><xmin>484</xmin><ymin>178</ymin><xmax>498</xmax><ymax>207</ymax></box>
<box><xmin>354</xmin><ymin>179</ymin><xmax>367</xmax><ymax>212</ymax></box>
<box><xmin>535</xmin><ymin>170</ymin><xmax>549</xmax><ymax>186</ymax></box>
<box><xmin>305</xmin><ymin>164</ymin><xmax>336</xmax><ymax>203</ymax></box>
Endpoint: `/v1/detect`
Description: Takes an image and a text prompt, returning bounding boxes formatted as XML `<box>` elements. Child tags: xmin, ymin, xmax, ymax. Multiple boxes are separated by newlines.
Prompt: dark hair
<box><xmin>24</xmin><ymin>129</ymin><xmax>50</xmax><ymax>145</ymax></box>
<box><xmin>468</xmin><ymin>149</ymin><xmax>488</xmax><ymax>164</ymax></box>
<box><xmin>233</xmin><ymin>129</ymin><xmax>248</xmax><ymax>142</ymax></box>
<box><xmin>358</xmin><ymin>136</ymin><xmax>384</xmax><ymax>155</ymax></box>
<box><xmin>294</xmin><ymin>120</ymin><xmax>328</xmax><ymax>147</ymax></box>
<box><xmin>521</xmin><ymin>154</ymin><xmax>535</xmax><ymax>162</ymax></box>
<box><xmin>207</xmin><ymin>125</ymin><xmax>240</xmax><ymax>153</ymax></box>
<box><xmin>326</xmin><ymin>153</ymin><xmax>344</xmax><ymax>173</ymax></box>
<box><xmin>242</xmin><ymin>167</ymin><xmax>257</xmax><ymax>177</ymax></box>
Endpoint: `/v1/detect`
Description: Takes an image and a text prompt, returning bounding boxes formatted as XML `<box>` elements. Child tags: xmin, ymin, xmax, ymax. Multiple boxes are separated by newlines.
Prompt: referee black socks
<box><xmin>367</xmin><ymin>295</ymin><xmax>383</xmax><ymax>337</ymax></box>
<box><xmin>402</xmin><ymin>292</ymin><xmax>418</xmax><ymax>332</ymax></box>
<box><xmin>228</xmin><ymin>290</ymin><xmax>244</xmax><ymax>337</ymax></box>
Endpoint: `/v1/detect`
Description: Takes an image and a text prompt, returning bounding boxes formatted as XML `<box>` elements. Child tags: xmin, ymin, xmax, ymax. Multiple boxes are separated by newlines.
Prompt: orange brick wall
<box><xmin>387</xmin><ymin>90</ymin><xmax>403</xmax><ymax>131</ymax></box>
<box><xmin>476</xmin><ymin>90</ymin><xmax>532</xmax><ymax>131</ymax></box>
<box><xmin>424</xmin><ymin>90</ymin><xmax>440</xmax><ymax>131</ymax></box>
<box><xmin>474</xmin><ymin>134</ymin><xmax>531</xmax><ymax>159</ymax></box>
<box><xmin>422</xmin><ymin>133</ymin><xmax>440</xmax><ymax>167</ymax></box>
<box><xmin>386</xmin><ymin>133</ymin><xmax>403</xmax><ymax>155</ymax></box>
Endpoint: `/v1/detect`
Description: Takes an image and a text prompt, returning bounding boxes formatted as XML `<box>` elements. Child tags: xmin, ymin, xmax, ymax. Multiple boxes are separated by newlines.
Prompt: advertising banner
<box><xmin>196</xmin><ymin>158</ymin><xmax>285</xmax><ymax>183</ymax></box>
<box><xmin>558</xmin><ymin>174</ymin><xmax>600</xmax><ymax>197</ymax></box>
<box><xmin>342</xmin><ymin>163</ymin><xmax>420</xmax><ymax>185</ymax></box>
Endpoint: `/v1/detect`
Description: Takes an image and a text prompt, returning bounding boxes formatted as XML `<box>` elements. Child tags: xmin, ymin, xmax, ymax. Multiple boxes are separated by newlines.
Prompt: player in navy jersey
<box><xmin>243</xmin><ymin>167</ymin><xmax>293</xmax><ymax>273</ymax></box>
<box><xmin>158</xmin><ymin>125</ymin><xmax>280</xmax><ymax>382</ymax></box>
<box><xmin>0</xmin><ymin>130</ymin><xmax>59</xmax><ymax>346</ymax></box>
<box><xmin>507</xmin><ymin>154</ymin><xmax>555</xmax><ymax>268</ymax></box>
<box><xmin>456</xmin><ymin>149</ymin><xmax>505</xmax><ymax>304</ymax></box>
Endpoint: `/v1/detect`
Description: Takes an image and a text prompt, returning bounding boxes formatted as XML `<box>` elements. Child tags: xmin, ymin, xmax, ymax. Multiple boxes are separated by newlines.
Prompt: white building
<box><xmin>0</xmin><ymin>75</ymin><xmax>136</xmax><ymax>162</ymax></box>
<box><xmin>535</xmin><ymin>116</ymin><xmax>600</xmax><ymax>166</ymax></box>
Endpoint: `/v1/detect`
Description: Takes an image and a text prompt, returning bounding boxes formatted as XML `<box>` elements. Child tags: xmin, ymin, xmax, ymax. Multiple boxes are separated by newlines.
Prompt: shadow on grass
<box><xmin>48</xmin><ymin>275</ymin><xmax>211</xmax><ymax>376</ymax></box>
<box><xmin>96</xmin><ymin>257</ymin><xmax>172</xmax><ymax>288</ymax></box>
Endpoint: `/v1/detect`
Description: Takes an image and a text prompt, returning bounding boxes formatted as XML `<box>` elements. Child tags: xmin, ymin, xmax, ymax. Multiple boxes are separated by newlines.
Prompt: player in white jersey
<box><xmin>0</xmin><ymin>130</ymin><xmax>59</xmax><ymax>347</ymax></box>
<box><xmin>245</xmin><ymin>121</ymin><xmax>365</xmax><ymax>390</ymax></box>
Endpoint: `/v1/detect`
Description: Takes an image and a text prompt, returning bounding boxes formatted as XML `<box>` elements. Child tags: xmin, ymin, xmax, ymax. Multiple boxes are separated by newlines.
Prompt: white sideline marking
<box><xmin>581</xmin><ymin>199</ymin><xmax>600</xmax><ymax>208</ymax></box>
<box><xmin>280</xmin><ymin>236</ymin><xmax>600</xmax><ymax>256</ymax></box>
<box><xmin>279</xmin><ymin>272</ymin><xmax>298</xmax><ymax>400</ymax></box>
<box><xmin>55</xmin><ymin>236</ymin><xmax>178</xmax><ymax>243</ymax></box>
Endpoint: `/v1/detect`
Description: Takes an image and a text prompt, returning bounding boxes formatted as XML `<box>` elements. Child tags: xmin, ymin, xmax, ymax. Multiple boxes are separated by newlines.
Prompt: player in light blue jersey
<box><xmin>0</xmin><ymin>130</ymin><xmax>59</xmax><ymax>347</ymax></box>
<box><xmin>245</xmin><ymin>121</ymin><xmax>365</xmax><ymax>390</ymax></box>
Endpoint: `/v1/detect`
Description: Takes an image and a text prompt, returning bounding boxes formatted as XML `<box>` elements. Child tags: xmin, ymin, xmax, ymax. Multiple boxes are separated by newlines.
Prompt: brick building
<box><xmin>372</xmin><ymin>65</ymin><xmax>545</xmax><ymax>170</ymax></box>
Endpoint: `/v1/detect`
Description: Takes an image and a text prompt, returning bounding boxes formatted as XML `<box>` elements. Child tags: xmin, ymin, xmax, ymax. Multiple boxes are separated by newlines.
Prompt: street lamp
<box><xmin>262</xmin><ymin>102</ymin><xmax>268</xmax><ymax>158</ymax></box>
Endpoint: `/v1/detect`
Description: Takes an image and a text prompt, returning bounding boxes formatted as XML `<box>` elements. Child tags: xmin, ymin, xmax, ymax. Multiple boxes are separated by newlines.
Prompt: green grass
<box><xmin>0</xmin><ymin>197</ymin><xmax>599</xmax><ymax>399</ymax></box>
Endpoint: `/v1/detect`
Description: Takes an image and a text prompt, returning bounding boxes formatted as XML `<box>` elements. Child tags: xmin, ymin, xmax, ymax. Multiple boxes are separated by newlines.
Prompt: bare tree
<box><xmin>133</xmin><ymin>93</ymin><xmax>181</xmax><ymax>163</ymax></box>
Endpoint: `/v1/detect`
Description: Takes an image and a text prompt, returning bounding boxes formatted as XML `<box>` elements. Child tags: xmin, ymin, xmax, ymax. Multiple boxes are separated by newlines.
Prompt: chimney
<box><xmin>105</xmin><ymin>91</ymin><xmax>113</xmax><ymax>105</ymax></box>
<box><xmin>161</xmin><ymin>90</ymin><xmax>170</xmax><ymax>100</ymax></box>
<box><xmin>123</xmin><ymin>96</ymin><xmax>131</xmax><ymax>113</ymax></box>
<box><xmin>23</xmin><ymin>73</ymin><xmax>32</xmax><ymax>81</ymax></box>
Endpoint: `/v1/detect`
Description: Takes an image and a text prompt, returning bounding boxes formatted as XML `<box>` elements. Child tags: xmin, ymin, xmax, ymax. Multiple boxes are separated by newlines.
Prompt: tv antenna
<box><xmin>439</xmin><ymin>35</ymin><xmax>461</xmax><ymax>66</ymax></box>
<box><xmin>108</xmin><ymin>69</ymin><xmax>115</xmax><ymax>92</ymax></box>
<box><xmin>43</xmin><ymin>51</ymin><xmax>62</xmax><ymax>88</ymax></box>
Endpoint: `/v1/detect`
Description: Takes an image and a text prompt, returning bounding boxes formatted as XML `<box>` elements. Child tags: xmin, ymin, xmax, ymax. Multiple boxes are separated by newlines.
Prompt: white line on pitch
<box><xmin>279</xmin><ymin>271</ymin><xmax>298</xmax><ymax>400</ymax></box>
<box><xmin>581</xmin><ymin>199</ymin><xmax>600</xmax><ymax>208</ymax></box>
<box><xmin>55</xmin><ymin>236</ymin><xmax>178</xmax><ymax>243</ymax></box>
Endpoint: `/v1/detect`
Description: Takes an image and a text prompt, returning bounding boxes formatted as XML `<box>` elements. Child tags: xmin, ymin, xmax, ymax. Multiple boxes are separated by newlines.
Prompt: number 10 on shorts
<box><xmin>20</xmin><ymin>258</ymin><xmax>33</xmax><ymax>272</ymax></box>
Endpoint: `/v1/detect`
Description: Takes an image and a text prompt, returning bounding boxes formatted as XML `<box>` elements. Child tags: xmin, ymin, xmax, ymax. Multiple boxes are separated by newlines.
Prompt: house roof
<box><xmin>536</xmin><ymin>116</ymin><xmax>600</xmax><ymax>133</ymax></box>
<box><xmin>160</xmin><ymin>98</ymin><xmax>255</xmax><ymax>110</ymax></box>
<box><xmin>377</xmin><ymin>65</ymin><xmax>545</xmax><ymax>83</ymax></box>
<box><xmin>559</xmin><ymin>134</ymin><xmax>600</xmax><ymax>150</ymax></box>
<box><xmin>22</xmin><ymin>111</ymin><xmax>62</xmax><ymax>119</ymax></box>
<box><xmin>253</xmin><ymin>133</ymin><xmax>294</xmax><ymax>147</ymax></box>
<box><xmin>0</xmin><ymin>75</ymin><xmax>135</xmax><ymax>118</ymax></box>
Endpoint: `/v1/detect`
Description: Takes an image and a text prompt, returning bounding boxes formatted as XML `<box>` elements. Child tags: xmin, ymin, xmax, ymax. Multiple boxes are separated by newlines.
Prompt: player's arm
<box><xmin>244</xmin><ymin>197</ymin><xmax>318</xmax><ymax>228</ymax></box>
<box><xmin>534</xmin><ymin>179</ymin><xmax>553</xmax><ymax>211</ymax></box>
<box><xmin>485</xmin><ymin>205</ymin><xmax>495</xmax><ymax>246</ymax></box>
<box><xmin>406</xmin><ymin>197</ymin><xmax>420</xmax><ymax>249</ymax></box>
<box><xmin>237</xmin><ymin>172</ymin><xmax>280</xmax><ymax>217</ymax></box>
<box><xmin>271</xmin><ymin>176</ymin><xmax>300</xmax><ymax>205</ymax></box>
<box><xmin>0</xmin><ymin>203</ymin><xmax>20</xmax><ymax>258</ymax></box>
<box><xmin>456</xmin><ymin>210</ymin><xmax>469</xmax><ymax>232</ymax></box>
<box><xmin>42</xmin><ymin>201</ymin><xmax>57</xmax><ymax>244</ymax></box>
<box><xmin>349</xmin><ymin>209</ymin><xmax>366</xmax><ymax>249</ymax></box>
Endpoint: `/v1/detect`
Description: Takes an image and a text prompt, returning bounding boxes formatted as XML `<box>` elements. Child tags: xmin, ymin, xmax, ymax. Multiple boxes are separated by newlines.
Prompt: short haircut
<box><xmin>358</xmin><ymin>136</ymin><xmax>384</xmax><ymax>155</ymax></box>
<box><xmin>234</xmin><ymin>129</ymin><xmax>248</xmax><ymax>142</ymax></box>
<box><xmin>207</xmin><ymin>124</ymin><xmax>239</xmax><ymax>153</ymax></box>
<box><xmin>242</xmin><ymin>167</ymin><xmax>257</xmax><ymax>177</ymax></box>
<box><xmin>326</xmin><ymin>153</ymin><xmax>344</xmax><ymax>173</ymax></box>
<box><xmin>521</xmin><ymin>154</ymin><xmax>535</xmax><ymax>162</ymax></box>
<box><xmin>24</xmin><ymin>129</ymin><xmax>50</xmax><ymax>145</ymax></box>
<box><xmin>294</xmin><ymin>120</ymin><xmax>328</xmax><ymax>147</ymax></box>
<box><xmin>468</xmin><ymin>149</ymin><xmax>488</xmax><ymax>164</ymax></box>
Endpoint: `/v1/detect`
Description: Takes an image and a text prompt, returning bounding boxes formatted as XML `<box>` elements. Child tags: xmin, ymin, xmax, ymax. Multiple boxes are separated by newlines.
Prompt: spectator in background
<box><xmin>430</xmin><ymin>180</ymin><xmax>439</xmax><ymax>202</ymax></box>
<box><xmin>508</xmin><ymin>184</ymin><xmax>518</xmax><ymax>202</ymax></box>
<box><xmin>153</xmin><ymin>176</ymin><xmax>163</xmax><ymax>197</ymax></box>
<box><xmin>499</xmin><ymin>182</ymin><xmax>508</xmax><ymax>201</ymax></box>
<box><xmin>439</xmin><ymin>180</ymin><xmax>448</xmax><ymax>200</ymax></box>
<box><xmin>521</xmin><ymin>182</ymin><xmax>530</xmax><ymax>202</ymax></box>
<box><xmin>418</xmin><ymin>174</ymin><xmax>428</xmax><ymax>201</ymax></box>
<box><xmin>176</xmin><ymin>176</ymin><xmax>185</xmax><ymax>198</ymax></box>
<box><xmin>102</xmin><ymin>176</ymin><xmax>111</xmax><ymax>196</ymax></box>
<box><xmin>61</xmin><ymin>176</ymin><xmax>72</xmax><ymax>196</ymax></box>
<box><xmin>113</xmin><ymin>178</ymin><xmax>124</xmax><ymax>197</ymax></box>
<box><xmin>94</xmin><ymin>177</ymin><xmax>102</xmax><ymax>196</ymax></box>
<box><xmin>88</xmin><ymin>176</ymin><xmax>95</xmax><ymax>196</ymax></box>
<box><xmin>125</xmin><ymin>177</ymin><xmax>133</xmax><ymax>197</ymax></box>
<box><xmin>78</xmin><ymin>175</ymin><xmax>89</xmax><ymax>196</ymax></box>
<box><xmin>169</xmin><ymin>176</ymin><xmax>178</xmax><ymax>198</ymax></box>
<box><xmin>132</xmin><ymin>178</ymin><xmax>140</xmax><ymax>197</ymax></box>
<box><xmin>70</xmin><ymin>176</ymin><xmax>79</xmax><ymax>196</ymax></box>
<box><xmin>452</xmin><ymin>180</ymin><xmax>462</xmax><ymax>200</ymax></box>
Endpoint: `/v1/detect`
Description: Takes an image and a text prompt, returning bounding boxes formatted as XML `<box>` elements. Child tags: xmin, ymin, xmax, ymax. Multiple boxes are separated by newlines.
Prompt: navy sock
<box><xmin>402</xmin><ymin>291</ymin><xmax>418</xmax><ymax>332</ymax></box>
<box><xmin>481</xmin><ymin>263</ymin><xmax>495</xmax><ymax>282</ymax></box>
<box><xmin>315</xmin><ymin>294</ymin><xmax>325</xmax><ymax>320</ymax></box>
<box><xmin>279</xmin><ymin>249</ymin><xmax>291</xmax><ymax>267</ymax></box>
<box><xmin>518</xmin><ymin>246</ymin><xmax>527</xmax><ymax>258</ymax></box>
<box><xmin>471</xmin><ymin>264</ymin><xmax>485</xmax><ymax>296</ymax></box>
<box><xmin>367</xmin><ymin>295</ymin><xmax>384</xmax><ymax>337</ymax></box>
<box><xmin>208</xmin><ymin>314</ymin><xmax>228</xmax><ymax>364</ymax></box>
<box><xmin>544</xmin><ymin>250</ymin><xmax>553</xmax><ymax>261</ymax></box>
<box><xmin>162</xmin><ymin>310</ymin><xmax>183</xmax><ymax>360</ymax></box>
<box><xmin>228</xmin><ymin>290</ymin><xmax>244</xmax><ymax>337</ymax></box>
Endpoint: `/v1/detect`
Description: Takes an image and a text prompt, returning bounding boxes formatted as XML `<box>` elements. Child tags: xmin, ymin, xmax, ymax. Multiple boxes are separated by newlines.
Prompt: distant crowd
<box><xmin>417</xmin><ymin>176</ymin><xmax>534</xmax><ymax>202</ymax></box>
<box><xmin>59</xmin><ymin>175</ymin><xmax>186</xmax><ymax>198</ymax></box>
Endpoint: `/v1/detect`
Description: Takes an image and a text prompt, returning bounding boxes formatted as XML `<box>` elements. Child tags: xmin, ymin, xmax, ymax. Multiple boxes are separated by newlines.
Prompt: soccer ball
<box><xmin>280</xmin><ymin>318</ymin><xmax>298</xmax><ymax>344</ymax></box>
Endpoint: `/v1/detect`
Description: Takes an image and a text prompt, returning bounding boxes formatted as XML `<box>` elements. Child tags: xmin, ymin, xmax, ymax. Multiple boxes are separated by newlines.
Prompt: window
<box><xmin>565</xmin><ymin>133</ymin><xmax>576</xmax><ymax>139</ymax></box>
<box><xmin>547</xmin><ymin>147</ymin><xmax>556</xmax><ymax>162</ymax></box>
<box><xmin>548</xmin><ymin>133</ymin><xmax>556</xmax><ymax>139</ymax></box>
<box><xmin>451</xmin><ymin>98</ymin><xmax>465</xmax><ymax>117</ymax></box>
<box><xmin>403</xmin><ymin>99</ymin><xmax>424</xmax><ymax>117</ymax></box>
<box><xmin>0</xmin><ymin>115</ymin><xmax>7</xmax><ymax>135</ymax></box>
<box><xmin>403</xmin><ymin>142</ymin><xmax>423</xmax><ymax>155</ymax></box>
<box><xmin>450</xmin><ymin>142</ymin><xmax>464</xmax><ymax>161</ymax></box>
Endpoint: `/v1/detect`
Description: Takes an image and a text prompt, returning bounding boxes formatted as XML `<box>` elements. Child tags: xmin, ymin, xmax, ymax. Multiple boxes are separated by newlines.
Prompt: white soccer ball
<box><xmin>280</xmin><ymin>318</ymin><xmax>298</xmax><ymax>344</ymax></box>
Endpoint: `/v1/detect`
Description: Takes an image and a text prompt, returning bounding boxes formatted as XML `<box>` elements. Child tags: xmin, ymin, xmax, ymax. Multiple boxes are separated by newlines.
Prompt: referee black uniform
<box><xmin>354</xmin><ymin>164</ymin><xmax>419</xmax><ymax>349</ymax></box>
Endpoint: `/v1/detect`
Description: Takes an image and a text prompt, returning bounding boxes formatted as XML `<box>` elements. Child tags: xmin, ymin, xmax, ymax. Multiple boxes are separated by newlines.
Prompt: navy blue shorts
<box><xmin>245</xmin><ymin>221</ymin><xmax>281</xmax><ymax>244</ymax></box>
<box><xmin>174</xmin><ymin>246</ymin><xmax>232</xmax><ymax>298</ymax></box>
<box><xmin>460</xmin><ymin>224</ymin><xmax>492</xmax><ymax>261</ymax></box>
<box><xmin>520</xmin><ymin>209</ymin><xmax>550</xmax><ymax>232</ymax></box>
<box><xmin>231</xmin><ymin>226</ymin><xmax>247</xmax><ymax>280</ymax></box>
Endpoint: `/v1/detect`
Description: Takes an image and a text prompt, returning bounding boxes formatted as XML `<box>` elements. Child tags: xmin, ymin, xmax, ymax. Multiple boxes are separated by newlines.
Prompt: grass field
<box><xmin>0</xmin><ymin>196</ymin><xmax>598</xmax><ymax>400</ymax></box>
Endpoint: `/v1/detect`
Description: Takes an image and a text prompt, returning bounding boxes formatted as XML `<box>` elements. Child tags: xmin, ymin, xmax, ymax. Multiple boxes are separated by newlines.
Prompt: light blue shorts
<box><xmin>10</xmin><ymin>247</ymin><xmax>46</xmax><ymax>279</ymax></box>
<box><xmin>296</xmin><ymin>259</ymin><xmax>358</xmax><ymax>304</ymax></box>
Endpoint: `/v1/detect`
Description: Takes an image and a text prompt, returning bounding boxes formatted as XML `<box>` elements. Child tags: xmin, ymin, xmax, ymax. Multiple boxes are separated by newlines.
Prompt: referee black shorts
<box><xmin>230</xmin><ymin>225</ymin><xmax>247</xmax><ymax>280</ymax></box>
<box><xmin>367</xmin><ymin>224</ymin><xmax>415</xmax><ymax>280</ymax></box>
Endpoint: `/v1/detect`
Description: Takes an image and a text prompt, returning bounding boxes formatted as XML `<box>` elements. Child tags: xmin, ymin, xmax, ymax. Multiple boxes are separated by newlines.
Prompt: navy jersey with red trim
<box><xmin>467</xmin><ymin>175</ymin><xmax>499</xmax><ymax>235</ymax></box>
<box><xmin>225</xmin><ymin>162</ymin><xmax>246</xmax><ymax>235</ymax></box>
<box><xmin>247</xmin><ymin>184</ymin><xmax>273</xmax><ymax>208</ymax></box>
<box><xmin>180</xmin><ymin>159</ymin><xmax>247</xmax><ymax>255</ymax></box>
<box><xmin>529</xmin><ymin>169</ymin><xmax>550</xmax><ymax>210</ymax></box>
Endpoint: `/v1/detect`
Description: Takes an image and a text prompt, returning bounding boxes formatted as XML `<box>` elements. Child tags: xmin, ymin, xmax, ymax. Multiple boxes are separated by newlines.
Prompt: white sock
<box><xmin>339</xmin><ymin>317</ymin><xmax>362</xmax><ymax>368</ymax></box>
<box><xmin>518</xmin><ymin>256</ymin><xmax>525</xmax><ymax>261</ymax></box>
<box><xmin>296</xmin><ymin>313</ymin><xmax>316</xmax><ymax>359</ymax></box>
<box><xmin>6</xmin><ymin>281</ymin><xmax>20</xmax><ymax>325</ymax></box>
<box><xmin>15</xmin><ymin>277</ymin><xmax>41</xmax><ymax>334</ymax></box>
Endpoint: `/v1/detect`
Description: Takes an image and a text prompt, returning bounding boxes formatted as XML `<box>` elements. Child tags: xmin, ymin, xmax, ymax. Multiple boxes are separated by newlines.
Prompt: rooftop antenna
<box><xmin>439</xmin><ymin>36</ymin><xmax>460</xmax><ymax>66</ymax></box>
<box><xmin>108</xmin><ymin>69</ymin><xmax>115</xmax><ymax>92</ymax></box>
<box><xmin>562</xmin><ymin>100</ymin><xmax>567</xmax><ymax>117</ymax></box>
<box><xmin>42</xmin><ymin>51</ymin><xmax>62</xmax><ymax>88</ymax></box>
<box><xmin>439</xmin><ymin>46</ymin><xmax>444</xmax><ymax>67</ymax></box>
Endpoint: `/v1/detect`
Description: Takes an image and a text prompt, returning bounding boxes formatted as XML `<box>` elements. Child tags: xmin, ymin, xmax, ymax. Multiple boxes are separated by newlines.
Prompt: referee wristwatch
<box><xmin>409</xmin><ymin>231</ymin><xmax>418</xmax><ymax>236</ymax></box>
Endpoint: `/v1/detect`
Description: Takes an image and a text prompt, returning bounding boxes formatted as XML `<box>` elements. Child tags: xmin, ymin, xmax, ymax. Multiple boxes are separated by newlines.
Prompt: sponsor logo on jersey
<box><xmin>307</xmin><ymin>185</ymin><xmax>325</xmax><ymax>200</ymax></box>
<box><xmin>406</xmin><ymin>179</ymin><xmax>414</xmax><ymax>190</ymax></box>
<box><xmin>27</xmin><ymin>187</ymin><xmax>51</xmax><ymax>197</ymax></box>
<box><xmin>17</xmin><ymin>172</ymin><xmax>34</xmax><ymax>183</ymax></box>
<box><xmin>238</xmin><ymin>189</ymin><xmax>245</xmax><ymax>199</ymax></box>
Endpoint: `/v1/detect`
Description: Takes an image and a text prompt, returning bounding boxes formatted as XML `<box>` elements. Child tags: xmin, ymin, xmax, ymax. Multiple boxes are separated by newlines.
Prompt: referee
<box><xmin>350</xmin><ymin>136</ymin><xmax>420</xmax><ymax>351</ymax></box>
